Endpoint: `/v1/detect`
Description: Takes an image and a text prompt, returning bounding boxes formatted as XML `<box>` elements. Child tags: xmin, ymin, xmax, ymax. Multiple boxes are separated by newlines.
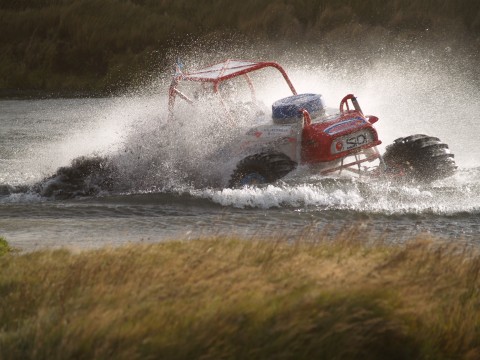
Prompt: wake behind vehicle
<box><xmin>168</xmin><ymin>59</ymin><xmax>456</xmax><ymax>187</ymax></box>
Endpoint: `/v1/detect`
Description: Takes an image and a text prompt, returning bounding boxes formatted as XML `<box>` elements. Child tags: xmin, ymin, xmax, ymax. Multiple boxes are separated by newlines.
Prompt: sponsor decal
<box><xmin>331</xmin><ymin>131</ymin><xmax>373</xmax><ymax>154</ymax></box>
<box><xmin>345</xmin><ymin>133</ymin><xmax>368</xmax><ymax>149</ymax></box>
<box><xmin>246</xmin><ymin>128</ymin><xmax>263</xmax><ymax>137</ymax></box>
<box><xmin>325</xmin><ymin>117</ymin><xmax>366</xmax><ymax>135</ymax></box>
<box><xmin>246</xmin><ymin>126</ymin><xmax>295</xmax><ymax>138</ymax></box>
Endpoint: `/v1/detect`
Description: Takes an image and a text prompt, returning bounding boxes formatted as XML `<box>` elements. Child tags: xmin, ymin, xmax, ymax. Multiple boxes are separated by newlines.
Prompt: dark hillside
<box><xmin>0</xmin><ymin>0</ymin><xmax>479</xmax><ymax>96</ymax></box>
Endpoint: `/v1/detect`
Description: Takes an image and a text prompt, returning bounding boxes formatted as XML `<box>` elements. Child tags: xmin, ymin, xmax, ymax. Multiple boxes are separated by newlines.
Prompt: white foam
<box><xmin>199</xmin><ymin>184</ymin><xmax>364</xmax><ymax>209</ymax></box>
<box><xmin>190</xmin><ymin>167</ymin><xmax>480</xmax><ymax>215</ymax></box>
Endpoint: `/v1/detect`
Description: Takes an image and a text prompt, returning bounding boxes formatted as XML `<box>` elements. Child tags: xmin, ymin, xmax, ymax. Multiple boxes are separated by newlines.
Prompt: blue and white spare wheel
<box><xmin>272</xmin><ymin>93</ymin><xmax>325</xmax><ymax>124</ymax></box>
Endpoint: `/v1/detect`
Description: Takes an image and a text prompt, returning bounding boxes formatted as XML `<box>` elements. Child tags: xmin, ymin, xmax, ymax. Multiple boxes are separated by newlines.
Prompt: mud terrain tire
<box><xmin>383</xmin><ymin>134</ymin><xmax>456</xmax><ymax>182</ymax></box>
<box><xmin>33</xmin><ymin>156</ymin><xmax>117</xmax><ymax>199</ymax></box>
<box><xmin>228</xmin><ymin>152</ymin><xmax>296</xmax><ymax>188</ymax></box>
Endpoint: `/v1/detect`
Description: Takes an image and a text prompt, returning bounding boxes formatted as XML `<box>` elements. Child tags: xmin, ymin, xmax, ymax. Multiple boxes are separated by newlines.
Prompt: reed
<box><xmin>1</xmin><ymin>229</ymin><xmax>479</xmax><ymax>359</ymax></box>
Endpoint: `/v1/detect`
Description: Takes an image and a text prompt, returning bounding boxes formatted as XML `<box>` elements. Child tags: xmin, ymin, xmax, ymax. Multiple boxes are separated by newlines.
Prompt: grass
<box><xmin>0</xmin><ymin>237</ymin><xmax>12</xmax><ymax>256</ymax></box>
<box><xmin>1</xmin><ymin>229</ymin><xmax>480</xmax><ymax>359</ymax></box>
<box><xmin>1</xmin><ymin>0</ymin><xmax>479</xmax><ymax>96</ymax></box>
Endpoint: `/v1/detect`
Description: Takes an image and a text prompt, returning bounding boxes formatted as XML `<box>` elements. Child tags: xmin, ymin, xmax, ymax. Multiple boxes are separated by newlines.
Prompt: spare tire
<box><xmin>383</xmin><ymin>134</ymin><xmax>456</xmax><ymax>182</ymax></box>
<box><xmin>228</xmin><ymin>152</ymin><xmax>296</xmax><ymax>188</ymax></box>
<box><xmin>272</xmin><ymin>93</ymin><xmax>325</xmax><ymax>124</ymax></box>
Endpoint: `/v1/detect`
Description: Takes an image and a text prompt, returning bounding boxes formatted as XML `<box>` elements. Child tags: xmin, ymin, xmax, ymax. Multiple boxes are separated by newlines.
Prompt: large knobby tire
<box><xmin>228</xmin><ymin>152</ymin><xmax>296</xmax><ymax>188</ymax></box>
<box><xmin>383</xmin><ymin>134</ymin><xmax>456</xmax><ymax>183</ymax></box>
<box><xmin>33</xmin><ymin>156</ymin><xmax>117</xmax><ymax>199</ymax></box>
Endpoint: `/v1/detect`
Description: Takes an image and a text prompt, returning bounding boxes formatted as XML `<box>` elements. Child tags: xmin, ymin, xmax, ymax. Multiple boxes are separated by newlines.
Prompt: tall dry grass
<box><xmin>1</xmin><ymin>229</ymin><xmax>480</xmax><ymax>359</ymax></box>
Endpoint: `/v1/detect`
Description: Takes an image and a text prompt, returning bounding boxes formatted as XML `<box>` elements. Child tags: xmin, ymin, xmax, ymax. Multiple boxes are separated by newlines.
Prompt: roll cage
<box><xmin>167</xmin><ymin>59</ymin><xmax>298</xmax><ymax>123</ymax></box>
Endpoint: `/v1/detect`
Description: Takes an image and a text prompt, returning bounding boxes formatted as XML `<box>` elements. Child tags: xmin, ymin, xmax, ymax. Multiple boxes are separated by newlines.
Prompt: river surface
<box><xmin>1</xmin><ymin>60</ymin><xmax>479</xmax><ymax>250</ymax></box>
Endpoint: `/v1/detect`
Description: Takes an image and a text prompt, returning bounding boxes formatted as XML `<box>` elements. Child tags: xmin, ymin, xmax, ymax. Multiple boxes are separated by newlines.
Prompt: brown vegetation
<box><xmin>1</xmin><ymin>229</ymin><xmax>480</xmax><ymax>359</ymax></box>
<box><xmin>0</xmin><ymin>0</ymin><xmax>479</xmax><ymax>96</ymax></box>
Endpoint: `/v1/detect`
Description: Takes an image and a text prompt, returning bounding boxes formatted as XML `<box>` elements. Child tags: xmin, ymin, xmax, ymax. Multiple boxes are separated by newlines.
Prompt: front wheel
<box><xmin>228</xmin><ymin>152</ymin><xmax>296</xmax><ymax>188</ymax></box>
<box><xmin>382</xmin><ymin>134</ymin><xmax>456</xmax><ymax>183</ymax></box>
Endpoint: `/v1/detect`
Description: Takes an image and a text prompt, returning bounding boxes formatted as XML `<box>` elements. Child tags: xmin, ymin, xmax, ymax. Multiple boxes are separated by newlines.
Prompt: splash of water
<box><xmin>2</xmin><ymin>39</ymin><xmax>478</xmax><ymax>212</ymax></box>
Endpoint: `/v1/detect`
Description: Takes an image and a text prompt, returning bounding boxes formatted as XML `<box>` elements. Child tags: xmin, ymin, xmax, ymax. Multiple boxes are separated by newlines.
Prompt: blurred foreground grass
<box><xmin>1</xmin><ymin>229</ymin><xmax>480</xmax><ymax>359</ymax></box>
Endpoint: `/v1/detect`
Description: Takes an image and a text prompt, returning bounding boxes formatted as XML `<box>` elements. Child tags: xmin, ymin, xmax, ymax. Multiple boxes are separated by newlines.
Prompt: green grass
<box><xmin>0</xmin><ymin>237</ymin><xmax>12</xmax><ymax>256</ymax></box>
<box><xmin>1</xmin><ymin>0</ymin><xmax>479</xmax><ymax>96</ymax></box>
<box><xmin>1</xmin><ymin>229</ymin><xmax>480</xmax><ymax>359</ymax></box>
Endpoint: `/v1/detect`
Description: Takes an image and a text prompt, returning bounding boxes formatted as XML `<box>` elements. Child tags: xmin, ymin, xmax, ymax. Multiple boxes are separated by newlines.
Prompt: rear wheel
<box><xmin>383</xmin><ymin>134</ymin><xmax>456</xmax><ymax>182</ymax></box>
<box><xmin>228</xmin><ymin>152</ymin><xmax>296</xmax><ymax>188</ymax></box>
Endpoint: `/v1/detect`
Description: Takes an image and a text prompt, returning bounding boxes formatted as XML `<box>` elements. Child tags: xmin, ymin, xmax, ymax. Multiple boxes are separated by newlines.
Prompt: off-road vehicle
<box><xmin>168</xmin><ymin>59</ymin><xmax>456</xmax><ymax>187</ymax></box>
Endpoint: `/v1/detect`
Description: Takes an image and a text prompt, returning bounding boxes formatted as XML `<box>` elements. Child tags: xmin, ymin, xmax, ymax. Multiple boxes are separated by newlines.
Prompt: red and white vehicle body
<box><xmin>167</xmin><ymin>59</ymin><xmax>455</xmax><ymax>185</ymax></box>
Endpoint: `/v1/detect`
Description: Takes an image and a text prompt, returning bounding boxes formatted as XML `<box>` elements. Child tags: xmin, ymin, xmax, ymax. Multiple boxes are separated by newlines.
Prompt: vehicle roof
<box><xmin>168</xmin><ymin>59</ymin><xmax>298</xmax><ymax>119</ymax></box>
<box><xmin>180</xmin><ymin>59</ymin><xmax>288</xmax><ymax>83</ymax></box>
<box><xmin>181</xmin><ymin>60</ymin><xmax>256</xmax><ymax>81</ymax></box>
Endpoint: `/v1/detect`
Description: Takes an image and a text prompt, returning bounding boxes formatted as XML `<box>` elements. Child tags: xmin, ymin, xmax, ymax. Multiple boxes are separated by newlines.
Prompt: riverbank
<box><xmin>1</xmin><ymin>230</ymin><xmax>479</xmax><ymax>359</ymax></box>
<box><xmin>1</xmin><ymin>0</ymin><xmax>479</xmax><ymax>96</ymax></box>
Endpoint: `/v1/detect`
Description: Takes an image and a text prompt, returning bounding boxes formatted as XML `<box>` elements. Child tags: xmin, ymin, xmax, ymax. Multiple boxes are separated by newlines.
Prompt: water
<box><xmin>1</xmin><ymin>55</ymin><xmax>479</xmax><ymax>250</ymax></box>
